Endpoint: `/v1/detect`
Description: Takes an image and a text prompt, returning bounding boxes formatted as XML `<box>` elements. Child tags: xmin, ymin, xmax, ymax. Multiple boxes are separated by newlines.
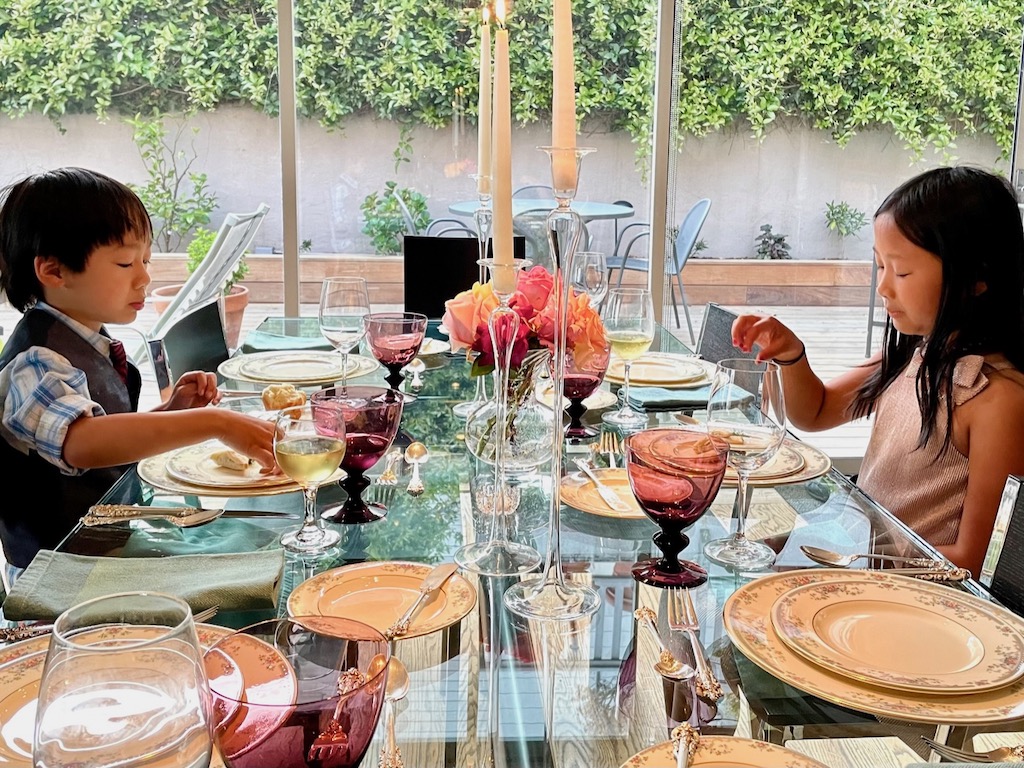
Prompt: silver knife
<box><xmin>386</xmin><ymin>562</ymin><xmax>459</xmax><ymax>639</ymax></box>
<box><xmin>84</xmin><ymin>505</ymin><xmax>297</xmax><ymax>527</ymax></box>
<box><xmin>573</xmin><ymin>459</ymin><xmax>632</xmax><ymax>513</ymax></box>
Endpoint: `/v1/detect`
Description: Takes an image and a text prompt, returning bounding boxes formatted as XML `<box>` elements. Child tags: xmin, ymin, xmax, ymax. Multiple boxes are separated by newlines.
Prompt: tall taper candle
<box><xmin>477</xmin><ymin>6</ymin><xmax>492</xmax><ymax>196</ymax></box>
<box><xmin>551</xmin><ymin>0</ymin><xmax>577</xmax><ymax>190</ymax></box>
<box><xmin>491</xmin><ymin>0</ymin><xmax>515</xmax><ymax>293</ymax></box>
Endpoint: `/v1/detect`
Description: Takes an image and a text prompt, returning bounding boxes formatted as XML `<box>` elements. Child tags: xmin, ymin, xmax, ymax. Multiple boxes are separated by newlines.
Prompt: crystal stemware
<box><xmin>319</xmin><ymin>276</ymin><xmax>371</xmax><ymax>387</ymax></box>
<box><xmin>364</xmin><ymin>312</ymin><xmax>428</xmax><ymax>389</ymax></box>
<box><xmin>625</xmin><ymin>426</ymin><xmax>729</xmax><ymax>588</ymax></box>
<box><xmin>570</xmin><ymin>250</ymin><xmax>609</xmax><ymax>305</ymax></box>
<box><xmin>703</xmin><ymin>358</ymin><xmax>787</xmax><ymax>569</ymax></box>
<box><xmin>563</xmin><ymin>339</ymin><xmax>611</xmax><ymax>440</ymax></box>
<box><xmin>34</xmin><ymin>592</ymin><xmax>212</xmax><ymax>768</ymax></box>
<box><xmin>601</xmin><ymin>286</ymin><xmax>655</xmax><ymax>430</ymax></box>
<box><xmin>275</xmin><ymin>403</ymin><xmax>345</xmax><ymax>553</ymax></box>
<box><xmin>311</xmin><ymin>386</ymin><xmax>408</xmax><ymax>524</ymax></box>
<box><xmin>205</xmin><ymin>616</ymin><xmax>389</xmax><ymax>768</ymax></box>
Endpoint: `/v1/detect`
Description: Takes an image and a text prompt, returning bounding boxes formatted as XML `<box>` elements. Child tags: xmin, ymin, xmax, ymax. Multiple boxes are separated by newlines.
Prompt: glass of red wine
<box><xmin>625</xmin><ymin>426</ymin><xmax>729</xmax><ymax>588</ymax></box>
<box><xmin>563</xmin><ymin>341</ymin><xmax>611</xmax><ymax>440</ymax></box>
<box><xmin>311</xmin><ymin>386</ymin><xmax>409</xmax><ymax>524</ymax></box>
<box><xmin>363</xmin><ymin>312</ymin><xmax>428</xmax><ymax>389</ymax></box>
<box><xmin>205</xmin><ymin>616</ymin><xmax>389</xmax><ymax>768</ymax></box>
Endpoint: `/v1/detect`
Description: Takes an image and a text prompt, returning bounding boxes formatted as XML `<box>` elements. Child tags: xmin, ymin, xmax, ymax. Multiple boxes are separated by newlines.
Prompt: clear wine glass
<box><xmin>625</xmin><ymin>427</ymin><xmax>729</xmax><ymax>588</ymax></box>
<box><xmin>703</xmin><ymin>358</ymin><xmax>787</xmax><ymax>569</ymax></box>
<box><xmin>34</xmin><ymin>592</ymin><xmax>212</xmax><ymax>768</ymax></box>
<box><xmin>319</xmin><ymin>277</ymin><xmax>371</xmax><ymax>387</ymax></box>
<box><xmin>570</xmin><ymin>250</ymin><xmax>609</xmax><ymax>305</ymax></box>
<box><xmin>601</xmin><ymin>286</ymin><xmax>654</xmax><ymax>430</ymax></box>
<box><xmin>363</xmin><ymin>312</ymin><xmax>428</xmax><ymax>389</ymax></box>
<box><xmin>275</xmin><ymin>403</ymin><xmax>345</xmax><ymax>553</ymax></box>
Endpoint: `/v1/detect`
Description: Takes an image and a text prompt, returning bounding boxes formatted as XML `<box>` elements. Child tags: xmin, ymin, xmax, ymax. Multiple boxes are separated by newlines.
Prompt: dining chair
<box><xmin>864</xmin><ymin>259</ymin><xmax>887</xmax><ymax>356</ymax></box>
<box><xmin>402</xmin><ymin>235</ymin><xmax>526</xmax><ymax>318</ymax></box>
<box><xmin>695</xmin><ymin>302</ymin><xmax>756</xmax><ymax>363</ymax></box>
<box><xmin>147</xmin><ymin>297</ymin><xmax>231</xmax><ymax>399</ymax></box>
<box><xmin>606</xmin><ymin>198</ymin><xmax>711</xmax><ymax>344</ymax></box>
<box><xmin>979</xmin><ymin>474</ymin><xmax>1024</xmax><ymax>617</ymax></box>
<box><xmin>392</xmin><ymin>188</ymin><xmax>474</xmax><ymax>239</ymax></box>
<box><xmin>512</xmin><ymin>184</ymin><xmax>553</xmax><ymax>199</ymax></box>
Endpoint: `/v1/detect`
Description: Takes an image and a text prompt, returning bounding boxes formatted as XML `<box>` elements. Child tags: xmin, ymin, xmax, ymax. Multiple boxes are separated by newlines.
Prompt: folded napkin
<box><xmin>3</xmin><ymin>549</ymin><xmax>285</xmax><ymax>621</ymax></box>
<box><xmin>241</xmin><ymin>329</ymin><xmax>333</xmax><ymax>354</ymax></box>
<box><xmin>626</xmin><ymin>385</ymin><xmax>712</xmax><ymax>411</ymax></box>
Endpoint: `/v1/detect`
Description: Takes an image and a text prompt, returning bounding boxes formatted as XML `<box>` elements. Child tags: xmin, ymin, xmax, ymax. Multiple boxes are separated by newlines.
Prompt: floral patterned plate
<box><xmin>560</xmin><ymin>469</ymin><xmax>645</xmax><ymax>519</ymax></box>
<box><xmin>771</xmin><ymin>576</ymin><xmax>1024</xmax><ymax>694</ymax></box>
<box><xmin>0</xmin><ymin>623</ymin><xmax>232</xmax><ymax>766</ymax></box>
<box><xmin>721</xmin><ymin>439</ymin><xmax>831</xmax><ymax>488</ymax></box>
<box><xmin>724</xmin><ymin>569</ymin><xmax>1024</xmax><ymax>724</ymax></box>
<box><xmin>607</xmin><ymin>354</ymin><xmax>713</xmax><ymax>388</ymax></box>
<box><xmin>287</xmin><ymin>561</ymin><xmax>477</xmax><ymax>640</ymax></box>
<box><xmin>165</xmin><ymin>441</ymin><xmax>297</xmax><ymax>489</ymax></box>
<box><xmin>620</xmin><ymin>735</ymin><xmax>830</xmax><ymax>767</ymax></box>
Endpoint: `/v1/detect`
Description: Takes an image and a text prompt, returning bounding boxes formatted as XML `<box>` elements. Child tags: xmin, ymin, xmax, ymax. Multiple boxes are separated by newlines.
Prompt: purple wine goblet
<box><xmin>311</xmin><ymin>386</ymin><xmax>409</xmax><ymax>524</ymax></box>
<box><xmin>563</xmin><ymin>342</ymin><xmax>611</xmax><ymax>440</ymax></box>
<box><xmin>625</xmin><ymin>427</ymin><xmax>729</xmax><ymax>588</ymax></box>
<box><xmin>363</xmin><ymin>312</ymin><xmax>428</xmax><ymax>389</ymax></box>
<box><xmin>205</xmin><ymin>616</ymin><xmax>389</xmax><ymax>768</ymax></box>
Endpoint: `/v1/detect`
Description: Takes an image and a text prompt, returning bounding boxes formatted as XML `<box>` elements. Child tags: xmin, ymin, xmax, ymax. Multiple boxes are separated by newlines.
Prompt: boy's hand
<box><xmin>165</xmin><ymin>371</ymin><xmax>222</xmax><ymax>410</ymax></box>
<box><xmin>219</xmin><ymin>412</ymin><xmax>278</xmax><ymax>472</ymax></box>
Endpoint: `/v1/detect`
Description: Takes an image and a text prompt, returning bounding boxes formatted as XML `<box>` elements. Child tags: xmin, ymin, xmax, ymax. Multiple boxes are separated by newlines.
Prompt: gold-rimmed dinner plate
<box><xmin>165</xmin><ymin>441</ymin><xmax>296</xmax><ymax>490</ymax></box>
<box><xmin>419</xmin><ymin>338</ymin><xmax>451</xmax><ymax>356</ymax></box>
<box><xmin>723</xmin><ymin>569</ymin><xmax>1024</xmax><ymax>724</ymax></box>
<box><xmin>771</xmin><ymin>576</ymin><xmax>1024</xmax><ymax>694</ymax></box>
<box><xmin>559</xmin><ymin>469</ymin><xmax>645</xmax><ymax>519</ymax></box>
<box><xmin>606</xmin><ymin>354</ymin><xmax>713</xmax><ymax>388</ymax></box>
<box><xmin>536</xmin><ymin>382</ymin><xmax>619</xmax><ymax>411</ymax></box>
<box><xmin>218</xmin><ymin>352</ymin><xmax>379</xmax><ymax>386</ymax></box>
<box><xmin>724</xmin><ymin>443</ymin><xmax>806</xmax><ymax>483</ymax></box>
<box><xmin>287</xmin><ymin>561</ymin><xmax>476</xmax><ymax>640</ymax></box>
<box><xmin>237</xmin><ymin>350</ymin><xmax>349</xmax><ymax>384</ymax></box>
<box><xmin>0</xmin><ymin>624</ymin><xmax>232</xmax><ymax>766</ymax></box>
<box><xmin>722</xmin><ymin>439</ymin><xmax>831</xmax><ymax>487</ymax></box>
<box><xmin>620</xmin><ymin>735</ymin><xmax>831</xmax><ymax>767</ymax></box>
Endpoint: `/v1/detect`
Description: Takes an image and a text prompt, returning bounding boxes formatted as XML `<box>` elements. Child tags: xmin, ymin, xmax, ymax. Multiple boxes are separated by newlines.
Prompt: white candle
<box><xmin>477</xmin><ymin>6</ymin><xmax>492</xmax><ymax>196</ymax></box>
<box><xmin>551</xmin><ymin>0</ymin><xmax>577</xmax><ymax>190</ymax></box>
<box><xmin>491</xmin><ymin>0</ymin><xmax>515</xmax><ymax>293</ymax></box>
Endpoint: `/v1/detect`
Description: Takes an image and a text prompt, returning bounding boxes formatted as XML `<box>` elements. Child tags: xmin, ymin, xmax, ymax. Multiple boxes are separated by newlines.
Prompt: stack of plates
<box><xmin>722</xmin><ymin>438</ymin><xmax>832</xmax><ymax>487</ymax></box>
<box><xmin>724</xmin><ymin>569</ymin><xmax>1024</xmax><ymax>723</ymax></box>
<box><xmin>620</xmin><ymin>736</ymin><xmax>830</xmax><ymax>767</ymax></box>
<box><xmin>606</xmin><ymin>353</ymin><xmax>715</xmax><ymax>389</ymax></box>
<box><xmin>218</xmin><ymin>350</ymin><xmax>380</xmax><ymax>386</ymax></box>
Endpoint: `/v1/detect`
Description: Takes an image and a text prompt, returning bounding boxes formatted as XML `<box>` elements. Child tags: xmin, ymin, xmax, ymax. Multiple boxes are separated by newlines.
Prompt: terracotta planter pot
<box><xmin>149</xmin><ymin>284</ymin><xmax>249</xmax><ymax>350</ymax></box>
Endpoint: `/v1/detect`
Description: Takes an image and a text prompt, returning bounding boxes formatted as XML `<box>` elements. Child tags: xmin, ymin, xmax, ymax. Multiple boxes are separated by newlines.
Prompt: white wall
<box><xmin>0</xmin><ymin>107</ymin><xmax>1006</xmax><ymax>259</ymax></box>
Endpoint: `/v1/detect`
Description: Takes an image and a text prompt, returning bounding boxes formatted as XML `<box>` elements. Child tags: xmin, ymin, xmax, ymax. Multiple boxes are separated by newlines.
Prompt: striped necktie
<box><xmin>109</xmin><ymin>339</ymin><xmax>128</xmax><ymax>384</ymax></box>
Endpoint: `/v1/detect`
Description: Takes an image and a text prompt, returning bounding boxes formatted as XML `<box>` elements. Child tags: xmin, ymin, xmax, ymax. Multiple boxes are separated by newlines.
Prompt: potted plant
<box><xmin>150</xmin><ymin>227</ymin><xmax>251</xmax><ymax>349</ymax></box>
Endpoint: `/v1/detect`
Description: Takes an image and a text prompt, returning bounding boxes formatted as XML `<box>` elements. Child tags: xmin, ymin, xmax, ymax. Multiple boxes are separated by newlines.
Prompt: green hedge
<box><xmin>1</xmin><ymin>0</ymin><xmax>1020</xmax><ymax>155</ymax></box>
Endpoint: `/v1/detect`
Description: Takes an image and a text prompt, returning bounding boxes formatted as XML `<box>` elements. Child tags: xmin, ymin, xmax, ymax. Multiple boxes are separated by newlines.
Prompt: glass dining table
<box><xmin>53</xmin><ymin>317</ymin><xmax>1016</xmax><ymax>767</ymax></box>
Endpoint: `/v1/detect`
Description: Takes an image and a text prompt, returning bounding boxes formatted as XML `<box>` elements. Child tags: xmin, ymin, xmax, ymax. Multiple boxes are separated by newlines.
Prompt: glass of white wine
<box><xmin>601</xmin><ymin>286</ymin><xmax>655</xmax><ymax>429</ymax></box>
<box><xmin>275</xmin><ymin>403</ymin><xmax>345</xmax><ymax>553</ymax></box>
<box><xmin>319</xmin><ymin>276</ymin><xmax>371</xmax><ymax>387</ymax></box>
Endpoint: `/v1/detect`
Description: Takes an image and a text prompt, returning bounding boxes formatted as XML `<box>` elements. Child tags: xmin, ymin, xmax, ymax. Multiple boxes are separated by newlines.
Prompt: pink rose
<box><xmin>516</xmin><ymin>266</ymin><xmax>555</xmax><ymax>312</ymax></box>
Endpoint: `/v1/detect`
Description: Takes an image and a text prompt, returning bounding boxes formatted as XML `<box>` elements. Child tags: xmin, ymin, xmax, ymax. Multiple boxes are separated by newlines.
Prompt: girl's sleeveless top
<box><xmin>858</xmin><ymin>350</ymin><xmax>1017</xmax><ymax>547</ymax></box>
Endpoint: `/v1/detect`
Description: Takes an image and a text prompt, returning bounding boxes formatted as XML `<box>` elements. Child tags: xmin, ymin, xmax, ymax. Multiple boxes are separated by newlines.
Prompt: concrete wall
<box><xmin>1</xmin><ymin>106</ymin><xmax>1007</xmax><ymax>259</ymax></box>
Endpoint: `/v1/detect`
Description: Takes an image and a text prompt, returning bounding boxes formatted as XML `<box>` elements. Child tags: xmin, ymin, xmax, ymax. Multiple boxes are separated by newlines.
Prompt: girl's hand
<box><xmin>164</xmin><ymin>371</ymin><xmax>222</xmax><ymax>410</ymax></box>
<box><xmin>219</xmin><ymin>411</ymin><xmax>278</xmax><ymax>471</ymax></box>
<box><xmin>732</xmin><ymin>314</ymin><xmax>805</xmax><ymax>364</ymax></box>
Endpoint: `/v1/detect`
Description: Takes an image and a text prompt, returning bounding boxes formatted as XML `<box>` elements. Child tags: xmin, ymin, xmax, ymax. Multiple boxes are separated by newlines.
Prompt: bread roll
<box><xmin>211</xmin><ymin>448</ymin><xmax>252</xmax><ymax>471</ymax></box>
<box><xmin>262</xmin><ymin>383</ymin><xmax>307</xmax><ymax>410</ymax></box>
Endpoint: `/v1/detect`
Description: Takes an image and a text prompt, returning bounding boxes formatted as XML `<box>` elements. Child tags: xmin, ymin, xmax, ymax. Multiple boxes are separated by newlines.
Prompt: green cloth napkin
<box><xmin>241</xmin><ymin>329</ymin><xmax>333</xmax><ymax>354</ymax></box>
<box><xmin>3</xmin><ymin>549</ymin><xmax>285</xmax><ymax>621</ymax></box>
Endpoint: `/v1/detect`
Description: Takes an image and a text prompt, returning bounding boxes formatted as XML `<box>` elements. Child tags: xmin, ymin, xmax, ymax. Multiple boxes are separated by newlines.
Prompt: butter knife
<box><xmin>386</xmin><ymin>562</ymin><xmax>459</xmax><ymax>639</ymax></box>
<box><xmin>574</xmin><ymin>459</ymin><xmax>632</xmax><ymax>513</ymax></box>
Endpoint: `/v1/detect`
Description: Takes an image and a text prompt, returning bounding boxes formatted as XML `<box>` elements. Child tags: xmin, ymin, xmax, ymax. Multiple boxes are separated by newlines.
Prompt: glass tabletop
<box><xmin>58</xmin><ymin>319</ymin><xmax>995</xmax><ymax>766</ymax></box>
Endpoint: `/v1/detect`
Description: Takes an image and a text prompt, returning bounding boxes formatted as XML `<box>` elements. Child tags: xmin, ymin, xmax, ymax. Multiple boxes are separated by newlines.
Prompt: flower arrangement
<box><xmin>441</xmin><ymin>265</ymin><xmax>608</xmax><ymax>375</ymax></box>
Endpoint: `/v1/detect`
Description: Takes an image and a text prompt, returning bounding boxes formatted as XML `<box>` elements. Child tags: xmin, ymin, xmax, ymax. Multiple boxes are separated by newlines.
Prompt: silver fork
<box><xmin>371</xmin><ymin>483</ymin><xmax>398</xmax><ymax>510</ymax></box>
<box><xmin>375</xmin><ymin>450</ymin><xmax>403</xmax><ymax>485</ymax></box>
<box><xmin>921</xmin><ymin>736</ymin><xmax>1024</xmax><ymax>763</ymax></box>
<box><xmin>667</xmin><ymin>590</ymin><xmax>722</xmax><ymax>701</ymax></box>
<box><xmin>599</xmin><ymin>430</ymin><xmax>621</xmax><ymax>468</ymax></box>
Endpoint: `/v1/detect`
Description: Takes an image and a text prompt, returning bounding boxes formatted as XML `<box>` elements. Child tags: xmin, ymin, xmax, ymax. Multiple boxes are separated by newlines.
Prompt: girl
<box><xmin>732</xmin><ymin>166</ymin><xmax>1024</xmax><ymax>576</ymax></box>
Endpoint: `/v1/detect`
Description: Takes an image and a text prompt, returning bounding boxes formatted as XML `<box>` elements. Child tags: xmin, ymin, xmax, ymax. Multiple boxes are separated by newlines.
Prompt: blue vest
<box><xmin>0</xmin><ymin>309</ymin><xmax>142</xmax><ymax>567</ymax></box>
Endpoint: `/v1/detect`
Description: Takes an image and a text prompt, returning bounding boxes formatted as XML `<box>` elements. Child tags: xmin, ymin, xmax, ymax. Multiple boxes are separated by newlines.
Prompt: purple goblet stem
<box><xmin>322</xmin><ymin>472</ymin><xmax>386</xmax><ymax>524</ymax></box>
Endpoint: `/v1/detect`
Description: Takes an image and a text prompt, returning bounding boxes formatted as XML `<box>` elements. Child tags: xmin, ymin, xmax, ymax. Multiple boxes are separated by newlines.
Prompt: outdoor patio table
<box><xmin>43</xmin><ymin>318</ymin><xmax>1016</xmax><ymax>767</ymax></box>
<box><xmin>448</xmin><ymin>198</ymin><xmax>635</xmax><ymax>222</ymax></box>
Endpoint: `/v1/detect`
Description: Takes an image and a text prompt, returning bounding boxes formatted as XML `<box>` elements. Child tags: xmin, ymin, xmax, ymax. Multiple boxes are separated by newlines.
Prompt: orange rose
<box><xmin>567</xmin><ymin>290</ymin><xmax>609</xmax><ymax>369</ymax></box>
<box><xmin>442</xmin><ymin>281</ymin><xmax>498</xmax><ymax>352</ymax></box>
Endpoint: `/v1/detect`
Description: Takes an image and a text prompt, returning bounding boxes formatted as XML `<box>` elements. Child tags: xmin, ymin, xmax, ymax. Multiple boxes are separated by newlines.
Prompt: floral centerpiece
<box><xmin>442</xmin><ymin>266</ymin><xmax>608</xmax><ymax>470</ymax></box>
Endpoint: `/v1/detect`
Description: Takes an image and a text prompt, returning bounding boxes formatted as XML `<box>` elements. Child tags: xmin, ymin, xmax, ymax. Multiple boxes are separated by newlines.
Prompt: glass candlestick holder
<box><xmin>504</xmin><ymin>146</ymin><xmax>602</xmax><ymax>621</ymax></box>
<box><xmin>455</xmin><ymin>258</ymin><xmax>543</xmax><ymax>576</ymax></box>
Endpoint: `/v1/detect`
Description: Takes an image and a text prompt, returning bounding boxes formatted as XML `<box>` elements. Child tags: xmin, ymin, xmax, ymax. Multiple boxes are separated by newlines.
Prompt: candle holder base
<box><xmin>503</xmin><ymin>575</ymin><xmax>601</xmax><ymax>620</ymax></box>
<box><xmin>455</xmin><ymin>541</ymin><xmax>542</xmax><ymax>577</ymax></box>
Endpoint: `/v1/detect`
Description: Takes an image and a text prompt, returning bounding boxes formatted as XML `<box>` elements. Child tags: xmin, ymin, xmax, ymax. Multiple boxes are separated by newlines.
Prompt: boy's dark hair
<box><xmin>852</xmin><ymin>165</ymin><xmax>1024</xmax><ymax>452</ymax></box>
<box><xmin>0</xmin><ymin>167</ymin><xmax>152</xmax><ymax>311</ymax></box>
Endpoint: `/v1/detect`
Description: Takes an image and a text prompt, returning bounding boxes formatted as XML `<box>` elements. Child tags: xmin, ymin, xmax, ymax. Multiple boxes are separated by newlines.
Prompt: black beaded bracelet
<box><xmin>773</xmin><ymin>343</ymin><xmax>806</xmax><ymax>367</ymax></box>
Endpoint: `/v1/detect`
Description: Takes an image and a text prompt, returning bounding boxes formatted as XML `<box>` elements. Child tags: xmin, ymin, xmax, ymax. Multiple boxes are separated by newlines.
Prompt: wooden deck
<box><xmin>0</xmin><ymin>299</ymin><xmax>878</xmax><ymax>474</ymax></box>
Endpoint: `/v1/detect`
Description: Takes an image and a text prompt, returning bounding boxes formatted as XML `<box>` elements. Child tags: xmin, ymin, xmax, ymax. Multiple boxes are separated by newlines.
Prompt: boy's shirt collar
<box><xmin>35</xmin><ymin>302</ymin><xmax>115</xmax><ymax>356</ymax></box>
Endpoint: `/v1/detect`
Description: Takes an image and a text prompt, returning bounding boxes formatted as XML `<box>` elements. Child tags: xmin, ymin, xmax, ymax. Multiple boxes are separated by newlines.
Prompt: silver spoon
<box><xmin>379</xmin><ymin>658</ymin><xmax>411</xmax><ymax>768</ymax></box>
<box><xmin>800</xmin><ymin>545</ymin><xmax>939</xmax><ymax>569</ymax></box>
<box><xmin>404</xmin><ymin>442</ymin><xmax>428</xmax><ymax>496</ymax></box>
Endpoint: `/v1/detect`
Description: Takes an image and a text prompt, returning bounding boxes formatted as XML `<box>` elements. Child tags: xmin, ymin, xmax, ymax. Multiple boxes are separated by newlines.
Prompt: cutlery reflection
<box><xmin>0</xmin><ymin>605</ymin><xmax>220</xmax><ymax>644</ymax></box>
<box><xmin>921</xmin><ymin>735</ymin><xmax>1024</xmax><ymax>763</ymax></box>
<box><xmin>84</xmin><ymin>505</ymin><xmax>298</xmax><ymax>528</ymax></box>
<box><xmin>633</xmin><ymin>607</ymin><xmax>696</xmax><ymax>680</ymax></box>
<box><xmin>672</xmin><ymin>723</ymin><xmax>699</xmax><ymax>768</ymax></box>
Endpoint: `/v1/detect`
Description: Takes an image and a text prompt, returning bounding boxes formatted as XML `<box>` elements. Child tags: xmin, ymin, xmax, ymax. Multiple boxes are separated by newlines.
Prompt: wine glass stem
<box><xmin>301</xmin><ymin>486</ymin><xmax>320</xmax><ymax>535</ymax></box>
<box><xmin>341</xmin><ymin>352</ymin><xmax>348</xmax><ymax>387</ymax></box>
<box><xmin>734</xmin><ymin>470</ymin><xmax>751</xmax><ymax>541</ymax></box>
<box><xmin>621</xmin><ymin>361</ymin><xmax>633</xmax><ymax>413</ymax></box>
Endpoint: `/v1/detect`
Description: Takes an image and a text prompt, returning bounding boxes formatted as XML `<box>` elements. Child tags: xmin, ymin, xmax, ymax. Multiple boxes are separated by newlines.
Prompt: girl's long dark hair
<box><xmin>851</xmin><ymin>166</ymin><xmax>1024</xmax><ymax>453</ymax></box>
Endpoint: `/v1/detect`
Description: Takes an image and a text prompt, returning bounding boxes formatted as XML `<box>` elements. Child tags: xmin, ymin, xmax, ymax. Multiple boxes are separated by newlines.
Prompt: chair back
<box><xmin>980</xmin><ymin>474</ymin><xmax>1024</xmax><ymax>617</ymax></box>
<box><xmin>402</xmin><ymin>235</ymin><xmax>526</xmax><ymax>318</ymax></box>
<box><xmin>148</xmin><ymin>298</ymin><xmax>230</xmax><ymax>398</ymax></box>
<box><xmin>392</xmin><ymin>188</ymin><xmax>420</xmax><ymax>235</ymax></box>
<box><xmin>147</xmin><ymin>204</ymin><xmax>269</xmax><ymax>344</ymax></box>
<box><xmin>670</xmin><ymin>198</ymin><xmax>711</xmax><ymax>274</ymax></box>
<box><xmin>512</xmin><ymin>184</ymin><xmax>553</xmax><ymax>199</ymax></box>
<box><xmin>696</xmin><ymin>302</ymin><xmax>755</xmax><ymax>363</ymax></box>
